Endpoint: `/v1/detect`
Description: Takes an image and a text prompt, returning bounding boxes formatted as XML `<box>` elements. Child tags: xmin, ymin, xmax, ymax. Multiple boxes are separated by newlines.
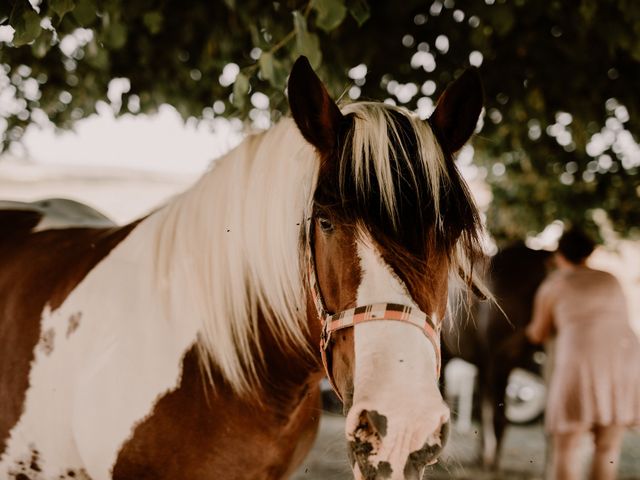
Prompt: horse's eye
<box><xmin>318</xmin><ymin>216</ymin><xmax>334</xmax><ymax>233</ymax></box>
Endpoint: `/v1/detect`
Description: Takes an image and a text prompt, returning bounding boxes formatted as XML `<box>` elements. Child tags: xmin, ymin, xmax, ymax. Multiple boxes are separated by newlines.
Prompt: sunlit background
<box><xmin>2</xmin><ymin>1</ymin><xmax>640</xmax><ymax>477</ymax></box>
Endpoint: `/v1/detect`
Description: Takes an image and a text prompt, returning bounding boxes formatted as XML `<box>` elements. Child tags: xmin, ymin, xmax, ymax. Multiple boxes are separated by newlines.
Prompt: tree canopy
<box><xmin>1</xmin><ymin>0</ymin><xmax>639</xmax><ymax>242</ymax></box>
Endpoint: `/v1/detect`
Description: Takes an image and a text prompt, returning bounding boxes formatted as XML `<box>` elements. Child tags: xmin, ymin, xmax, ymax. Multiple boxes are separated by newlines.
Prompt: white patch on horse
<box><xmin>66</xmin><ymin>312</ymin><xmax>82</xmax><ymax>338</ymax></box>
<box><xmin>345</xmin><ymin>233</ymin><xmax>448</xmax><ymax>477</ymax></box>
<box><xmin>0</xmin><ymin>217</ymin><xmax>198</xmax><ymax>479</ymax></box>
<box><xmin>0</xmin><ymin>120</ymin><xmax>317</xmax><ymax>477</ymax></box>
<box><xmin>39</xmin><ymin>327</ymin><xmax>55</xmax><ymax>356</ymax></box>
<box><xmin>153</xmin><ymin>119</ymin><xmax>314</xmax><ymax>392</ymax></box>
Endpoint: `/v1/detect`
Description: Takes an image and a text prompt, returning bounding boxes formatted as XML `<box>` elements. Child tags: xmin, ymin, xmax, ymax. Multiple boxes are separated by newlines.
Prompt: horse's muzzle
<box><xmin>347</xmin><ymin>407</ymin><xmax>450</xmax><ymax>480</ymax></box>
<box><xmin>402</xmin><ymin>421</ymin><xmax>450</xmax><ymax>479</ymax></box>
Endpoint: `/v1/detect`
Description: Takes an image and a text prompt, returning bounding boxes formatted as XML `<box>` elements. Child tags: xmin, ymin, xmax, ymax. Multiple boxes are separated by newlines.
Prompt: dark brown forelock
<box><xmin>314</xmin><ymin>106</ymin><xmax>483</xmax><ymax>283</ymax></box>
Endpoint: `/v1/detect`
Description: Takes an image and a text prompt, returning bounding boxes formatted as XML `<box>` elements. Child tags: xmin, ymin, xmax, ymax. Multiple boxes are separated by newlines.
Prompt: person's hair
<box><xmin>557</xmin><ymin>227</ymin><xmax>595</xmax><ymax>264</ymax></box>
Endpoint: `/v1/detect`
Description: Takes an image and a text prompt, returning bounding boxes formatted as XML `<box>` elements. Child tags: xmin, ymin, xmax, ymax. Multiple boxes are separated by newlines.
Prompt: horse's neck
<box><xmin>89</xmin><ymin>213</ymin><xmax>202</xmax><ymax>344</ymax></box>
<box><xmin>142</xmin><ymin>207</ymin><xmax>322</xmax><ymax>408</ymax></box>
<box><xmin>145</xmin><ymin>122</ymin><xmax>321</xmax><ymax>396</ymax></box>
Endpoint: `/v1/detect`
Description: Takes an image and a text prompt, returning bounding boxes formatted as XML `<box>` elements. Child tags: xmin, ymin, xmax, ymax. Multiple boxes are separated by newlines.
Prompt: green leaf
<box><xmin>86</xmin><ymin>40</ymin><xmax>109</xmax><ymax>69</ymax></box>
<box><xmin>259</xmin><ymin>52</ymin><xmax>287</xmax><ymax>88</ymax></box>
<box><xmin>249</xmin><ymin>24</ymin><xmax>263</xmax><ymax>49</ymax></box>
<box><xmin>491</xmin><ymin>6</ymin><xmax>515</xmax><ymax>37</ymax></box>
<box><xmin>632</xmin><ymin>40</ymin><xmax>640</xmax><ymax>62</ymax></box>
<box><xmin>11</xmin><ymin>4</ymin><xmax>42</xmax><ymax>47</ymax></box>
<box><xmin>72</xmin><ymin>0</ymin><xmax>97</xmax><ymax>26</ymax></box>
<box><xmin>579</xmin><ymin>0</ymin><xmax>598</xmax><ymax>25</ymax></box>
<box><xmin>232</xmin><ymin>72</ymin><xmax>250</xmax><ymax>109</ymax></box>
<box><xmin>50</xmin><ymin>0</ymin><xmax>75</xmax><ymax>20</ymax></box>
<box><xmin>31</xmin><ymin>28</ymin><xmax>54</xmax><ymax>58</ymax></box>
<box><xmin>293</xmin><ymin>11</ymin><xmax>322</xmax><ymax>69</ymax></box>
<box><xmin>271</xmin><ymin>61</ymin><xmax>288</xmax><ymax>89</ymax></box>
<box><xmin>143</xmin><ymin>11</ymin><xmax>163</xmax><ymax>34</ymax></box>
<box><xmin>312</xmin><ymin>0</ymin><xmax>347</xmax><ymax>32</ymax></box>
<box><xmin>259</xmin><ymin>52</ymin><xmax>275</xmax><ymax>82</ymax></box>
<box><xmin>347</xmin><ymin>0</ymin><xmax>370</xmax><ymax>26</ymax></box>
<box><xmin>105</xmin><ymin>21</ymin><xmax>127</xmax><ymax>49</ymax></box>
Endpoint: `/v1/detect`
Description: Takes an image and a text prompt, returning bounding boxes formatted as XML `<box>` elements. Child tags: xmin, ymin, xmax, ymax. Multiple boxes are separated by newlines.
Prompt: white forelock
<box><xmin>340</xmin><ymin>102</ymin><xmax>449</xmax><ymax>230</ymax></box>
<box><xmin>340</xmin><ymin>102</ymin><xmax>490</xmax><ymax>305</ymax></box>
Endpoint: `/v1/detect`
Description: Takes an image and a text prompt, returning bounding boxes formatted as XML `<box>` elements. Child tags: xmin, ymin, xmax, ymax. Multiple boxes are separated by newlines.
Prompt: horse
<box><xmin>442</xmin><ymin>243</ymin><xmax>552</xmax><ymax>470</ymax></box>
<box><xmin>0</xmin><ymin>56</ymin><xmax>487</xmax><ymax>480</ymax></box>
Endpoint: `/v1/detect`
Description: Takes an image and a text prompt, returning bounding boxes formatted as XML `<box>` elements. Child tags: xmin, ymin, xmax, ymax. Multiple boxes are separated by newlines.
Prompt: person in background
<box><xmin>526</xmin><ymin>227</ymin><xmax>640</xmax><ymax>480</ymax></box>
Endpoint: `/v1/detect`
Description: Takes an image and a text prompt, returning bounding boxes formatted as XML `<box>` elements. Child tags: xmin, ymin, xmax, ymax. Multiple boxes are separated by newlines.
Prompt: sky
<box><xmin>11</xmin><ymin>103</ymin><xmax>243</xmax><ymax>175</ymax></box>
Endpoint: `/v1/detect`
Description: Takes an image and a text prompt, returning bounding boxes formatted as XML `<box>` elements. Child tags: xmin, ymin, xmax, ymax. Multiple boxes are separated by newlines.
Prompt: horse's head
<box><xmin>289</xmin><ymin>57</ymin><xmax>484</xmax><ymax>479</ymax></box>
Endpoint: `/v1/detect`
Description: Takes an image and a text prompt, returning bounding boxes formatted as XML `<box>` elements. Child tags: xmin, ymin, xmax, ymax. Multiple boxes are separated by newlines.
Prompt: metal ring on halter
<box><xmin>305</xmin><ymin>216</ymin><xmax>442</xmax><ymax>403</ymax></box>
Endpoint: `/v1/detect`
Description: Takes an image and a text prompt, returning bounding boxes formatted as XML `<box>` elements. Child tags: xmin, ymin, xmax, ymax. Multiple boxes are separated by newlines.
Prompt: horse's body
<box><xmin>1</xmin><ymin>57</ymin><xmax>487</xmax><ymax>479</ymax></box>
<box><xmin>443</xmin><ymin>244</ymin><xmax>551</xmax><ymax>469</ymax></box>
<box><xmin>0</xmin><ymin>127</ymin><xmax>323</xmax><ymax>480</ymax></box>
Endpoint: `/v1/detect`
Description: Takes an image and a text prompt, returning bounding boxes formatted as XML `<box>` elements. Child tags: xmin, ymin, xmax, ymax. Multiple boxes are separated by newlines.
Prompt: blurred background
<box><xmin>1</xmin><ymin>0</ymin><xmax>639</xmax><ymax>478</ymax></box>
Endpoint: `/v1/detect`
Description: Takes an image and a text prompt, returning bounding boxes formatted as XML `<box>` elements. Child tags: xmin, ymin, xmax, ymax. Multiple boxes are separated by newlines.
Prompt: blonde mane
<box><xmin>153</xmin><ymin>119</ymin><xmax>317</xmax><ymax>393</ymax></box>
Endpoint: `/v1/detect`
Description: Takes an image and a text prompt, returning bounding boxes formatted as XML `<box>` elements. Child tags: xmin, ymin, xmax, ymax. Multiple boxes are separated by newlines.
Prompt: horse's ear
<box><xmin>429</xmin><ymin>68</ymin><xmax>484</xmax><ymax>154</ymax></box>
<box><xmin>288</xmin><ymin>56</ymin><xmax>343</xmax><ymax>153</ymax></box>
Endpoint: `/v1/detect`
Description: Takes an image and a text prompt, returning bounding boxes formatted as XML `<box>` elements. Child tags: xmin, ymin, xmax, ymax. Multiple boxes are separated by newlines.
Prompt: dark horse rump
<box><xmin>442</xmin><ymin>243</ymin><xmax>552</xmax><ymax>468</ymax></box>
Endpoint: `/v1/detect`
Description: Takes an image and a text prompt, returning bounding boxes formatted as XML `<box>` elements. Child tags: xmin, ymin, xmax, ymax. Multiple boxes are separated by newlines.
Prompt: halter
<box><xmin>305</xmin><ymin>217</ymin><xmax>442</xmax><ymax>402</ymax></box>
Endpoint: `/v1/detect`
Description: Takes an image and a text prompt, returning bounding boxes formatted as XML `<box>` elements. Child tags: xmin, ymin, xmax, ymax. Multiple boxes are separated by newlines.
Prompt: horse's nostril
<box><xmin>349</xmin><ymin>409</ymin><xmax>388</xmax><ymax>459</ymax></box>
<box><xmin>403</xmin><ymin>418</ymin><xmax>450</xmax><ymax>477</ymax></box>
<box><xmin>426</xmin><ymin>417</ymin><xmax>449</xmax><ymax>462</ymax></box>
<box><xmin>348</xmin><ymin>410</ymin><xmax>390</xmax><ymax>479</ymax></box>
<box><xmin>360</xmin><ymin>409</ymin><xmax>388</xmax><ymax>438</ymax></box>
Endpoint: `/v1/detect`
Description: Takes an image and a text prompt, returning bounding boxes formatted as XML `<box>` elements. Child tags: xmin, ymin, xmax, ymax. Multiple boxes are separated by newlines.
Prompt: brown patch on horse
<box><xmin>330</xmin><ymin>327</ymin><xmax>356</xmax><ymax>411</ymax></box>
<box><xmin>113</xmin><ymin>340</ymin><xmax>323</xmax><ymax>479</ymax></box>
<box><xmin>378</xmin><ymin>235</ymin><xmax>452</xmax><ymax>322</ymax></box>
<box><xmin>6</xmin><ymin>445</ymin><xmax>42</xmax><ymax>478</ymax></box>
<box><xmin>114</xmin><ymin>264</ymin><xmax>325</xmax><ymax>480</ymax></box>
<box><xmin>39</xmin><ymin>328</ymin><xmax>55</xmax><ymax>356</ymax></box>
<box><xmin>66</xmin><ymin>312</ymin><xmax>82</xmax><ymax>338</ymax></box>
<box><xmin>0</xmin><ymin>210</ymin><xmax>42</xmax><ymax>238</ymax></box>
<box><xmin>311</xmin><ymin>219</ymin><xmax>361</xmax><ymax>405</ymax></box>
<box><xmin>311</xmin><ymin>221</ymin><xmax>361</xmax><ymax>315</ymax></box>
<box><xmin>0</xmin><ymin>210</ymin><xmax>139</xmax><ymax>455</ymax></box>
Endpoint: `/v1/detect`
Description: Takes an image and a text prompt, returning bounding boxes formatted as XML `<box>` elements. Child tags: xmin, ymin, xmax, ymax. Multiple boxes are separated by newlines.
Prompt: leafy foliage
<box><xmin>1</xmin><ymin>0</ymin><xmax>639</xmax><ymax>242</ymax></box>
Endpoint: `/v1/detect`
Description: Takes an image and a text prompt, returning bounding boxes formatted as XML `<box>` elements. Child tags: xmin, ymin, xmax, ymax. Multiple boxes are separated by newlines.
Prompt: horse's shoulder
<box><xmin>0</xmin><ymin>218</ymin><xmax>140</xmax><ymax>310</ymax></box>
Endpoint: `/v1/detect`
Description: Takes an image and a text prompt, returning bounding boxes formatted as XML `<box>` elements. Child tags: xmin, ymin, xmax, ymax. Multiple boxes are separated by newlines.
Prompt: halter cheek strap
<box><xmin>306</xmin><ymin>219</ymin><xmax>442</xmax><ymax>402</ymax></box>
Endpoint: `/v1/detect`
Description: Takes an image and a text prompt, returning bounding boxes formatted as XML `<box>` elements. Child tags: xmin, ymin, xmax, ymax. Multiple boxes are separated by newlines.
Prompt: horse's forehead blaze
<box><xmin>0</xmin><ymin>210</ymin><xmax>137</xmax><ymax>456</ymax></box>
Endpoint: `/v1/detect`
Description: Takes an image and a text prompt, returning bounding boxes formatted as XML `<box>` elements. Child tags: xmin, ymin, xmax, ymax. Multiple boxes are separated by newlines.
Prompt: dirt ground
<box><xmin>292</xmin><ymin>413</ymin><xmax>640</xmax><ymax>480</ymax></box>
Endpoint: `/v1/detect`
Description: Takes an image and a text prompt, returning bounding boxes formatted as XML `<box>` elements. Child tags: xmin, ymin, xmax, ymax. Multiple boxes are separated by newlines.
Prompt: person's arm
<box><xmin>526</xmin><ymin>279</ymin><xmax>556</xmax><ymax>344</ymax></box>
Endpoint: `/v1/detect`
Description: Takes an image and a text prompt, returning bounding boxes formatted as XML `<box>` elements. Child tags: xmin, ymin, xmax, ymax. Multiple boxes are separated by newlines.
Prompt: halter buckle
<box><xmin>319</xmin><ymin>320</ymin><xmax>331</xmax><ymax>351</ymax></box>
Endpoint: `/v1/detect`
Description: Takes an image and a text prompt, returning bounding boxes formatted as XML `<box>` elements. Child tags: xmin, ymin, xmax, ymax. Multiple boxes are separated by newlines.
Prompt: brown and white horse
<box><xmin>0</xmin><ymin>57</ymin><xmax>486</xmax><ymax>479</ymax></box>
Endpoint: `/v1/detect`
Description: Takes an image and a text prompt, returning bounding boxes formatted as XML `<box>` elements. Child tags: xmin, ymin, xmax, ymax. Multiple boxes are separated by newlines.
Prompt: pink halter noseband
<box><xmin>305</xmin><ymin>217</ymin><xmax>442</xmax><ymax>402</ymax></box>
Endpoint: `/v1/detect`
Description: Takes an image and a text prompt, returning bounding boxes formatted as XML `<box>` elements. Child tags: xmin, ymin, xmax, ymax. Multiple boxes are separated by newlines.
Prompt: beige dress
<box><xmin>529</xmin><ymin>266</ymin><xmax>640</xmax><ymax>434</ymax></box>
